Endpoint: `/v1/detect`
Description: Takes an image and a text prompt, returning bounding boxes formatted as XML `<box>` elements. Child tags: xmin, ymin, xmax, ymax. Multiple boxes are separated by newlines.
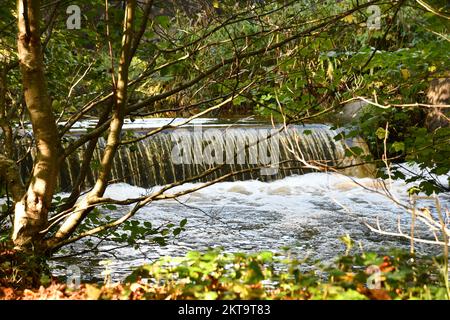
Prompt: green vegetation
<box><xmin>2</xmin><ymin>247</ymin><xmax>449</xmax><ymax>300</ymax></box>
<box><xmin>0</xmin><ymin>0</ymin><xmax>449</xmax><ymax>300</ymax></box>
<box><xmin>121</xmin><ymin>248</ymin><xmax>449</xmax><ymax>300</ymax></box>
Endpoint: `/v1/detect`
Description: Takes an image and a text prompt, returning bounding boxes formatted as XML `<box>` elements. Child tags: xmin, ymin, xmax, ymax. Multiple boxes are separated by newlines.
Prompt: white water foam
<box><xmin>50</xmin><ymin>167</ymin><xmax>449</xmax><ymax>280</ymax></box>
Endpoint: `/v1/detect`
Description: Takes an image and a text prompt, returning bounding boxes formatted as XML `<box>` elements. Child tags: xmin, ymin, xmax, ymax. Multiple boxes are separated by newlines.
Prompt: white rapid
<box><xmin>51</xmin><ymin>170</ymin><xmax>449</xmax><ymax>281</ymax></box>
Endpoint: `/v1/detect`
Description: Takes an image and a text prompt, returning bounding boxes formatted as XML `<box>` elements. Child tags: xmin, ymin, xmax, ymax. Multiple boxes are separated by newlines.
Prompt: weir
<box><xmin>13</xmin><ymin>121</ymin><xmax>374</xmax><ymax>191</ymax></box>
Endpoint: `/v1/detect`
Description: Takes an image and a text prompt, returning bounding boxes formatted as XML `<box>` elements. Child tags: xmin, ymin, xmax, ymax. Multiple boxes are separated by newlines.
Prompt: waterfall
<box><xmin>15</xmin><ymin>123</ymin><xmax>375</xmax><ymax>191</ymax></box>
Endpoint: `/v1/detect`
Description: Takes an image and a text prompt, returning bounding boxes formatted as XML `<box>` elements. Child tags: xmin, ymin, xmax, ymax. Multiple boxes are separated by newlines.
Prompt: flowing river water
<box><xmin>51</xmin><ymin>171</ymin><xmax>448</xmax><ymax>282</ymax></box>
<box><xmin>4</xmin><ymin>118</ymin><xmax>448</xmax><ymax>282</ymax></box>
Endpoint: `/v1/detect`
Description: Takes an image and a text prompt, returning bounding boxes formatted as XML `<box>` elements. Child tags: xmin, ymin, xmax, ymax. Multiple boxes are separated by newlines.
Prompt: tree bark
<box><xmin>46</xmin><ymin>0</ymin><xmax>137</xmax><ymax>249</ymax></box>
<box><xmin>0</xmin><ymin>66</ymin><xmax>14</xmax><ymax>160</ymax></box>
<box><xmin>425</xmin><ymin>78</ymin><xmax>450</xmax><ymax>131</ymax></box>
<box><xmin>0</xmin><ymin>155</ymin><xmax>25</xmax><ymax>203</ymax></box>
<box><xmin>13</xmin><ymin>0</ymin><xmax>60</xmax><ymax>249</ymax></box>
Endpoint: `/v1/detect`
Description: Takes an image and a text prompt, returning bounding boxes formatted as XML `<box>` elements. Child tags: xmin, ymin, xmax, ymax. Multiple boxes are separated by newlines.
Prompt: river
<box><xmin>50</xmin><ymin>169</ymin><xmax>448</xmax><ymax>282</ymax></box>
<box><xmin>4</xmin><ymin>118</ymin><xmax>448</xmax><ymax>282</ymax></box>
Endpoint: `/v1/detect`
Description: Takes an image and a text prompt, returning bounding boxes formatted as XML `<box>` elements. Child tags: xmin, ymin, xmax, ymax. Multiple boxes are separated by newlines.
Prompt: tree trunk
<box><xmin>0</xmin><ymin>66</ymin><xmax>14</xmax><ymax>159</ymax></box>
<box><xmin>425</xmin><ymin>78</ymin><xmax>450</xmax><ymax>131</ymax></box>
<box><xmin>46</xmin><ymin>0</ymin><xmax>137</xmax><ymax>249</ymax></box>
<box><xmin>13</xmin><ymin>0</ymin><xmax>60</xmax><ymax>249</ymax></box>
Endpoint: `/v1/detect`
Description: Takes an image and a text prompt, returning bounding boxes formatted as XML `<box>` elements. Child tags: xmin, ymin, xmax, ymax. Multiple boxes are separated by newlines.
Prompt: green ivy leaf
<box><xmin>391</xmin><ymin>141</ymin><xmax>405</xmax><ymax>152</ymax></box>
<box><xmin>375</xmin><ymin>127</ymin><xmax>387</xmax><ymax>140</ymax></box>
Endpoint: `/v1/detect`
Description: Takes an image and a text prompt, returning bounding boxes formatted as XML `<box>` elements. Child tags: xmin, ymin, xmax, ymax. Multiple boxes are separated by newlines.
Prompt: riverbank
<box><xmin>1</xmin><ymin>248</ymin><xmax>448</xmax><ymax>300</ymax></box>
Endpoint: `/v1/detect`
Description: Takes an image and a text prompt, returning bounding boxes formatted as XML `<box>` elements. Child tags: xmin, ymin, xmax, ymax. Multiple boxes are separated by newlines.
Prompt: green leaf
<box><xmin>391</xmin><ymin>141</ymin><xmax>405</xmax><ymax>152</ymax></box>
<box><xmin>376</xmin><ymin>127</ymin><xmax>387</xmax><ymax>140</ymax></box>
<box><xmin>144</xmin><ymin>221</ymin><xmax>152</xmax><ymax>229</ymax></box>
<box><xmin>203</xmin><ymin>291</ymin><xmax>218</xmax><ymax>300</ymax></box>
<box><xmin>153</xmin><ymin>237</ymin><xmax>167</xmax><ymax>246</ymax></box>
<box><xmin>155</xmin><ymin>15</ymin><xmax>170</xmax><ymax>29</ymax></box>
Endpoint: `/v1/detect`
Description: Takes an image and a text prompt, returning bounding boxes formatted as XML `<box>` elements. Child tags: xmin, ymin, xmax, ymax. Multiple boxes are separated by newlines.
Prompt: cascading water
<box><xmin>6</xmin><ymin>119</ymin><xmax>446</xmax><ymax>281</ymax></box>
<box><xmin>16</xmin><ymin>121</ymin><xmax>375</xmax><ymax>191</ymax></box>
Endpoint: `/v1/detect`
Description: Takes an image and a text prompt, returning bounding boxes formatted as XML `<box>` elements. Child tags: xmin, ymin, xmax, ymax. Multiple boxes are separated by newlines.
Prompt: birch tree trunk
<box><xmin>13</xmin><ymin>0</ymin><xmax>60</xmax><ymax>249</ymax></box>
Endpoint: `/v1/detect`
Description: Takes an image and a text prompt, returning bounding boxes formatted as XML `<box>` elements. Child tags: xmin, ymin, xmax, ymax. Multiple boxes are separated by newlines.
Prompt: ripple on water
<box><xmin>50</xmin><ymin>172</ymin><xmax>447</xmax><ymax>281</ymax></box>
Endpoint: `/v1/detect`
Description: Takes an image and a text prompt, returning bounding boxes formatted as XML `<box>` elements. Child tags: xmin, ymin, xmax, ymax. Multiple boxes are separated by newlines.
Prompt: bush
<box><xmin>2</xmin><ymin>247</ymin><xmax>448</xmax><ymax>300</ymax></box>
<box><xmin>121</xmin><ymin>248</ymin><xmax>449</xmax><ymax>300</ymax></box>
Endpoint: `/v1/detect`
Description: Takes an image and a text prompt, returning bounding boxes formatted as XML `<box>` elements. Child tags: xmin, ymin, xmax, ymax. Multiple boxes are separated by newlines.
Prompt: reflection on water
<box><xmin>51</xmin><ymin>172</ymin><xmax>448</xmax><ymax>282</ymax></box>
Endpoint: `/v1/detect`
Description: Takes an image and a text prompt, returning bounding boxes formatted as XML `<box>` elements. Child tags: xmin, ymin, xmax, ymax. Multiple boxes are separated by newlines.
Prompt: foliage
<box><xmin>310</xmin><ymin>1</ymin><xmax>450</xmax><ymax>195</ymax></box>
<box><xmin>119</xmin><ymin>248</ymin><xmax>449</xmax><ymax>300</ymax></box>
<box><xmin>2</xmin><ymin>247</ymin><xmax>448</xmax><ymax>300</ymax></box>
<box><xmin>79</xmin><ymin>213</ymin><xmax>188</xmax><ymax>249</ymax></box>
<box><xmin>0</xmin><ymin>0</ymin><xmax>449</xmax><ymax>294</ymax></box>
<box><xmin>0</xmin><ymin>242</ymin><xmax>51</xmax><ymax>289</ymax></box>
<box><xmin>137</xmin><ymin>0</ymin><xmax>450</xmax><ymax>196</ymax></box>
<box><xmin>50</xmin><ymin>197</ymin><xmax>188</xmax><ymax>254</ymax></box>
